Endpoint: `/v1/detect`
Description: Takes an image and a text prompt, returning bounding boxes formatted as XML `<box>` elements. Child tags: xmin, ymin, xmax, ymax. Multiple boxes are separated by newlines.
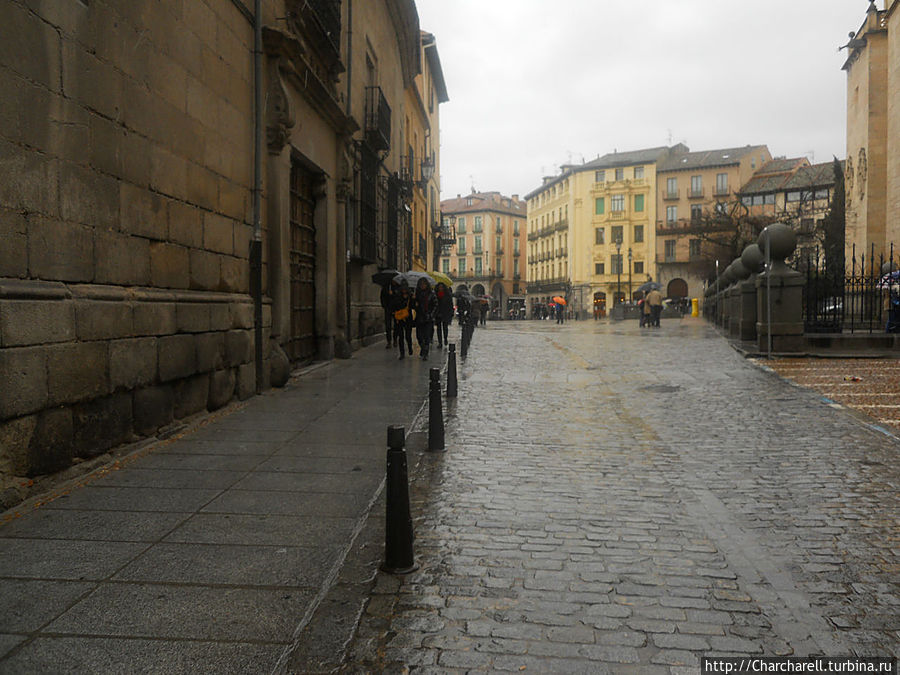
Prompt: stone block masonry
<box><xmin>0</xmin><ymin>284</ymin><xmax>263</xmax><ymax>494</ymax></box>
<box><xmin>0</xmin><ymin>0</ymin><xmax>275</xmax><ymax>506</ymax></box>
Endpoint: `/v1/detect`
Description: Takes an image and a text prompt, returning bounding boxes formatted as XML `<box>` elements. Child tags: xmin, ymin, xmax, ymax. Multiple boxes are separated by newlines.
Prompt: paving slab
<box><xmin>2</xmin><ymin>637</ymin><xmax>282</xmax><ymax>675</ymax></box>
<box><xmin>0</xmin><ymin>339</ymin><xmax>435</xmax><ymax>672</ymax></box>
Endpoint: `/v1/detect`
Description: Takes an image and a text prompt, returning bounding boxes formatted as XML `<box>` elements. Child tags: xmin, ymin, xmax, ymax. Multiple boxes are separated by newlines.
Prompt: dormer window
<box><xmin>466</xmin><ymin>198</ymin><xmax>473</xmax><ymax>206</ymax></box>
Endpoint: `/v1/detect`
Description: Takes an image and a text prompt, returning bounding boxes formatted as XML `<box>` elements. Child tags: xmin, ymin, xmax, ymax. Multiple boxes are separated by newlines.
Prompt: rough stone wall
<box><xmin>887</xmin><ymin>3</ymin><xmax>900</xmax><ymax>248</ymax></box>
<box><xmin>0</xmin><ymin>0</ymin><xmax>265</xmax><ymax>491</ymax></box>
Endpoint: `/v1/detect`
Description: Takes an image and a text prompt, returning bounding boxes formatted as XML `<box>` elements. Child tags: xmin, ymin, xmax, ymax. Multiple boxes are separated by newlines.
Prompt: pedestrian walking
<box><xmin>480</xmin><ymin>301</ymin><xmax>487</xmax><ymax>326</ymax></box>
<box><xmin>646</xmin><ymin>287</ymin><xmax>663</xmax><ymax>327</ymax></box>
<box><xmin>434</xmin><ymin>282</ymin><xmax>454</xmax><ymax>349</ymax></box>
<box><xmin>555</xmin><ymin>303</ymin><xmax>564</xmax><ymax>324</ymax></box>
<box><xmin>413</xmin><ymin>277</ymin><xmax>437</xmax><ymax>360</ymax></box>
<box><xmin>392</xmin><ymin>281</ymin><xmax>413</xmax><ymax>359</ymax></box>
<box><xmin>457</xmin><ymin>293</ymin><xmax>470</xmax><ymax>326</ymax></box>
<box><xmin>380</xmin><ymin>280</ymin><xmax>397</xmax><ymax>348</ymax></box>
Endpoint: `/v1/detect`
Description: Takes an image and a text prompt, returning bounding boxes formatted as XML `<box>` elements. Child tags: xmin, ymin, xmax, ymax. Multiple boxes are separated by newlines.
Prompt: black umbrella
<box><xmin>394</xmin><ymin>270</ymin><xmax>436</xmax><ymax>287</ymax></box>
<box><xmin>371</xmin><ymin>268</ymin><xmax>400</xmax><ymax>285</ymax></box>
<box><xmin>636</xmin><ymin>281</ymin><xmax>661</xmax><ymax>293</ymax></box>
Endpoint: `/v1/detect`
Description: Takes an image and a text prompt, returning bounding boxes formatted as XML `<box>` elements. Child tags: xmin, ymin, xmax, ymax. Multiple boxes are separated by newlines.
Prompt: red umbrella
<box><xmin>552</xmin><ymin>296</ymin><xmax>567</xmax><ymax>306</ymax></box>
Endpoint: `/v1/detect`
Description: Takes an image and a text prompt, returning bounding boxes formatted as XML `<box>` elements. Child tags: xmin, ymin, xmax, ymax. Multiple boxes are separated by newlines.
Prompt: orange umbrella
<box><xmin>552</xmin><ymin>296</ymin><xmax>567</xmax><ymax>305</ymax></box>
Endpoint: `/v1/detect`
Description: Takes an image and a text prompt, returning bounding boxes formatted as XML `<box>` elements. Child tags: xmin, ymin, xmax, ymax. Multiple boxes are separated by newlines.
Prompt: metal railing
<box><xmin>803</xmin><ymin>243</ymin><xmax>899</xmax><ymax>334</ymax></box>
<box><xmin>365</xmin><ymin>87</ymin><xmax>391</xmax><ymax>152</ymax></box>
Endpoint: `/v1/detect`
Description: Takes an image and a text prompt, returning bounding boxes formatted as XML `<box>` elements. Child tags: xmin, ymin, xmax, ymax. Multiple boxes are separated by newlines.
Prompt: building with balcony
<box><xmin>525</xmin><ymin>145</ymin><xmax>682</xmax><ymax>318</ymax></box>
<box><xmin>655</xmin><ymin>145</ymin><xmax>770</xmax><ymax>301</ymax></box>
<box><xmin>739</xmin><ymin>160</ymin><xmax>842</xmax><ymax>261</ymax></box>
<box><xmin>439</xmin><ymin>191</ymin><xmax>527</xmax><ymax>316</ymax></box>
<box><xmin>843</xmin><ymin>0</ymin><xmax>900</xmax><ymax>259</ymax></box>
<box><xmin>0</xmin><ymin>0</ymin><xmax>447</xmax><ymax>487</ymax></box>
<box><xmin>403</xmin><ymin>31</ymin><xmax>449</xmax><ymax>273</ymax></box>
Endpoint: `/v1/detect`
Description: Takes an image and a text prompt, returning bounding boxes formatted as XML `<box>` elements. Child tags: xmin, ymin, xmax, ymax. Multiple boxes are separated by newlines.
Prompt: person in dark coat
<box><xmin>380</xmin><ymin>280</ymin><xmax>397</xmax><ymax>348</ymax></box>
<box><xmin>392</xmin><ymin>282</ymin><xmax>414</xmax><ymax>359</ymax></box>
<box><xmin>413</xmin><ymin>277</ymin><xmax>437</xmax><ymax>360</ymax></box>
<box><xmin>434</xmin><ymin>282</ymin><xmax>454</xmax><ymax>349</ymax></box>
<box><xmin>457</xmin><ymin>293</ymin><xmax>470</xmax><ymax>326</ymax></box>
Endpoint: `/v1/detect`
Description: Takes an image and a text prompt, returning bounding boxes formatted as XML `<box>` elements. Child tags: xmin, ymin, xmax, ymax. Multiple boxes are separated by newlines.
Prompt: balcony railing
<box><xmin>365</xmin><ymin>86</ymin><xmax>391</xmax><ymax>152</ymax></box>
<box><xmin>306</xmin><ymin>0</ymin><xmax>342</xmax><ymax>56</ymax></box>
<box><xmin>713</xmin><ymin>186</ymin><xmax>730</xmax><ymax>197</ymax></box>
<box><xmin>610</xmin><ymin>210</ymin><xmax>626</xmax><ymax>220</ymax></box>
<box><xmin>687</xmin><ymin>187</ymin><xmax>704</xmax><ymax>199</ymax></box>
<box><xmin>663</xmin><ymin>189</ymin><xmax>679</xmax><ymax>201</ymax></box>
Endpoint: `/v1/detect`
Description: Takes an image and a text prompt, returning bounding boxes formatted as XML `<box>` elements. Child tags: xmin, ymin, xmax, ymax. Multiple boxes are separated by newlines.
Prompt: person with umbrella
<box><xmin>646</xmin><ymin>285</ymin><xmax>663</xmax><ymax>327</ymax></box>
<box><xmin>392</xmin><ymin>281</ymin><xmax>414</xmax><ymax>359</ymax></box>
<box><xmin>434</xmin><ymin>282</ymin><xmax>454</xmax><ymax>349</ymax></box>
<box><xmin>412</xmin><ymin>276</ymin><xmax>438</xmax><ymax>360</ymax></box>
<box><xmin>379</xmin><ymin>278</ymin><xmax>398</xmax><ymax>348</ymax></box>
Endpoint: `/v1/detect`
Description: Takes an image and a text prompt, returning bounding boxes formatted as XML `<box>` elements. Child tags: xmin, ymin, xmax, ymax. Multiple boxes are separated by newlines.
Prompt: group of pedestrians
<box><xmin>639</xmin><ymin>287</ymin><xmax>663</xmax><ymax>327</ymax></box>
<box><xmin>380</xmin><ymin>278</ymin><xmax>455</xmax><ymax>360</ymax></box>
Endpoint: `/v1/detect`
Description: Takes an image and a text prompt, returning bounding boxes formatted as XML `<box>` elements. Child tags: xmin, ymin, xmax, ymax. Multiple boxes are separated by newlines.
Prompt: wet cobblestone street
<box><xmin>341</xmin><ymin>319</ymin><xmax>900</xmax><ymax>673</ymax></box>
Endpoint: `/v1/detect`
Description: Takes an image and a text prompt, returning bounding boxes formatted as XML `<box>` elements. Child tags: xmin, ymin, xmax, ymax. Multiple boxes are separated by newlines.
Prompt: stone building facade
<box><xmin>0</xmin><ymin>0</ymin><xmax>445</xmax><ymax>498</ymax></box>
<box><xmin>525</xmin><ymin>146</ymin><xmax>681</xmax><ymax>318</ymax></box>
<box><xmin>654</xmin><ymin>146</ymin><xmax>771</xmax><ymax>302</ymax></box>
<box><xmin>843</xmin><ymin>0</ymin><xmax>900</xmax><ymax>258</ymax></box>
<box><xmin>439</xmin><ymin>192</ymin><xmax>527</xmax><ymax>316</ymax></box>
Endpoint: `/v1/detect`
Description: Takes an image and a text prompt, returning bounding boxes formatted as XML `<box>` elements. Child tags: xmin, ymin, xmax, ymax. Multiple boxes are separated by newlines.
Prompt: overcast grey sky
<box><xmin>416</xmin><ymin>0</ymin><xmax>868</xmax><ymax>201</ymax></box>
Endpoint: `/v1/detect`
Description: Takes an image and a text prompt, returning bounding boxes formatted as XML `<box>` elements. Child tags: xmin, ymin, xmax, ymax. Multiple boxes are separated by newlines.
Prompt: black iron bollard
<box><xmin>446</xmin><ymin>343</ymin><xmax>458</xmax><ymax>398</ymax></box>
<box><xmin>382</xmin><ymin>425</ymin><xmax>417</xmax><ymax>574</ymax></box>
<box><xmin>460</xmin><ymin>326</ymin><xmax>468</xmax><ymax>359</ymax></box>
<box><xmin>428</xmin><ymin>368</ymin><xmax>445</xmax><ymax>451</ymax></box>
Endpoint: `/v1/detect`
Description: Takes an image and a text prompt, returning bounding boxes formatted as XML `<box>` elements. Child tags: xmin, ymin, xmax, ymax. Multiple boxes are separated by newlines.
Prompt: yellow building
<box><xmin>526</xmin><ymin>146</ymin><xmax>680</xmax><ymax>318</ymax></box>
<box><xmin>404</xmin><ymin>32</ymin><xmax>449</xmax><ymax>272</ymax></box>
<box><xmin>655</xmin><ymin>145</ymin><xmax>770</xmax><ymax>300</ymax></box>
<box><xmin>439</xmin><ymin>191</ymin><xmax>527</xmax><ymax>316</ymax></box>
<box><xmin>843</xmin><ymin>0</ymin><xmax>900</xmax><ymax>258</ymax></box>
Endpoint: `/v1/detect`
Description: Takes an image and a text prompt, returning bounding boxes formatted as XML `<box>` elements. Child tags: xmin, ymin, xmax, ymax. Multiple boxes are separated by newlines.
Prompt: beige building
<box><xmin>843</xmin><ymin>0</ymin><xmax>900</xmax><ymax>258</ymax></box>
<box><xmin>0</xmin><ymin>0</ymin><xmax>446</xmax><ymax>494</ymax></box>
<box><xmin>439</xmin><ymin>192</ymin><xmax>527</xmax><ymax>316</ymax></box>
<box><xmin>655</xmin><ymin>146</ymin><xmax>771</xmax><ymax>300</ymax></box>
<box><xmin>526</xmin><ymin>146</ymin><xmax>682</xmax><ymax>318</ymax></box>
<box><xmin>404</xmin><ymin>31</ymin><xmax>449</xmax><ymax>273</ymax></box>
<box><xmin>739</xmin><ymin>159</ymin><xmax>841</xmax><ymax>260</ymax></box>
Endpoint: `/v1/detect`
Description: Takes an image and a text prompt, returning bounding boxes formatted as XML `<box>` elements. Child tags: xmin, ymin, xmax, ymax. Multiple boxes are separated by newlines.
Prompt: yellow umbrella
<box><xmin>429</xmin><ymin>270</ymin><xmax>454</xmax><ymax>287</ymax></box>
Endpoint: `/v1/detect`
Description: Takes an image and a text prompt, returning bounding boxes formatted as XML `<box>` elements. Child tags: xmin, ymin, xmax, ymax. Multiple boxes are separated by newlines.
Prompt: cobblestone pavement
<box><xmin>761</xmin><ymin>358</ymin><xmax>900</xmax><ymax>432</ymax></box>
<box><xmin>337</xmin><ymin>319</ymin><xmax>900</xmax><ymax>673</ymax></box>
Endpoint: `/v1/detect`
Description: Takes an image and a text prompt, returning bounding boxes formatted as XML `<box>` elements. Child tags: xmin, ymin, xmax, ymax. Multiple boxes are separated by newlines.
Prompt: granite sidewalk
<box><xmin>0</xmin><ymin>336</ymin><xmax>447</xmax><ymax>674</ymax></box>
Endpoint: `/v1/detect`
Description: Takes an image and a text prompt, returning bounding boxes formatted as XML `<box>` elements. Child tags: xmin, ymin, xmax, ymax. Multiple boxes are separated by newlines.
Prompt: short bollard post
<box><xmin>428</xmin><ymin>368</ymin><xmax>445</xmax><ymax>451</ymax></box>
<box><xmin>460</xmin><ymin>328</ymin><xmax>468</xmax><ymax>359</ymax></box>
<box><xmin>446</xmin><ymin>344</ymin><xmax>458</xmax><ymax>398</ymax></box>
<box><xmin>382</xmin><ymin>425</ymin><xmax>417</xmax><ymax>574</ymax></box>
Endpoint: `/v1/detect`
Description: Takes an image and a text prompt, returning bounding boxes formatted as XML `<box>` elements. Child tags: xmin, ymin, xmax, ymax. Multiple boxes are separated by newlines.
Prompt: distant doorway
<box><xmin>667</xmin><ymin>278</ymin><xmax>688</xmax><ymax>299</ymax></box>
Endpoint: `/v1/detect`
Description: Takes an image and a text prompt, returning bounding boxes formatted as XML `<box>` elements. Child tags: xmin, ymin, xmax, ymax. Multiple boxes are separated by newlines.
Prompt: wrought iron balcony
<box><xmin>365</xmin><ymin>86</ymin><xmax>391</xmax><ymax>152</ymax></box>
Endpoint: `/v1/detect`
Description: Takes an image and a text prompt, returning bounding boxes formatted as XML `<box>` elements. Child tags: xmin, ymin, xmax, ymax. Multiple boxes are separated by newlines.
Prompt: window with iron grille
<box><xmin>633</xmin><ymin>225</ymin><xmax>644</xmax><ymax>243</ymax></box>
<box><xmin>689</xmin><ymin>239</ymin><xmax>702</xmax><ymax>259</ymax></box>
<box><xmin>611</xmin><ymin>254</ymin><xmax>623</xmax><ymax>274</ymax></box>
<box><xmin>665</xmin><ymin>239</ymin><xmax>676</xmax><ymax>262</ymax></box>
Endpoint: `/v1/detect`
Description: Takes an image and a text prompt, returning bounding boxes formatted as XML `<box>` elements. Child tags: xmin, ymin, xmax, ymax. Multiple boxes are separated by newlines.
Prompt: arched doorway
<box><xmin>593</xmin><ymin>291</ymin><xmax>607</xmax><ymax>319</ymax></box>
<box><xmin>472</xmin><ymin>283</ymin><xmax>486</xmax><ymax>296</ymax></box>
<box><xmin>667</xmin><ymin>278</ymin><xmax>688</xmax><ymax>299</ymax></box>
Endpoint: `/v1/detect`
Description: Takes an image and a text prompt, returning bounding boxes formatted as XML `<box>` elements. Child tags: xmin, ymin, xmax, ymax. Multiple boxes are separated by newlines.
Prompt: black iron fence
<box><xmin>803</xmin><ymin>243</ymin><xmax>899</xmax><ymax>334</ymax></box>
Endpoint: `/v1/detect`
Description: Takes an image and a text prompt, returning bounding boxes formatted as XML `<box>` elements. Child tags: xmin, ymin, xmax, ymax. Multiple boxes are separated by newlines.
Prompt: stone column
<box><xmin>728</xmin><ymin>258</ymin><xmax>749</xmax><ymax>338</ymax></box>
<box><xmin>739</xmin><ymin>244</ymin><xmax>764</xmax><ymax>342</ymax></box>
<box><xmin>756</xmin><ymin>223</ymin><xmax>805</xmax><ymax>353</ymax></box>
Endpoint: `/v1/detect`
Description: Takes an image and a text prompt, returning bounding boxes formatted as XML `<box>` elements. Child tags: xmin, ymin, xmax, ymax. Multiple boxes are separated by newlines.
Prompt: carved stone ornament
<box><xmin>857</xmin><ymin>147</ymin><xmax>867</xmax><ymax>199</ymax></box>
<box><xmin>845</xmin><ymin>155</ymin><xmax>854</xmax><ymax>207</ymax></box>
<box><xmin>266</xmin><ymin>58</ymin><xmax>296</xmax><ymax>154</ymax></box>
